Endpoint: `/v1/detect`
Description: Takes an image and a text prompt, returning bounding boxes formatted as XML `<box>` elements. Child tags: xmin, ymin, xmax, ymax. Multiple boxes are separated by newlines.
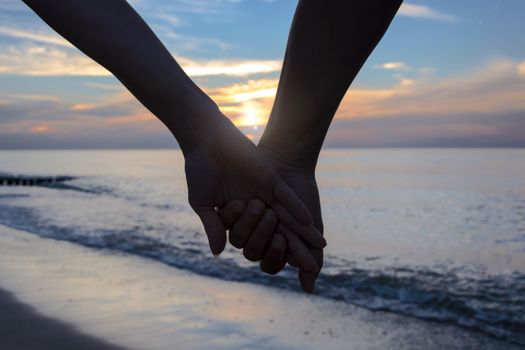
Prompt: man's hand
<box><xmin>218</xmin><ymin>143</ymin><xmax>324</xmax><ymax>293</ymax></box>
<box><xmin>263</xmin><ymin>147</ymin><xmax>324</xmax><ymax>293</ymax></box>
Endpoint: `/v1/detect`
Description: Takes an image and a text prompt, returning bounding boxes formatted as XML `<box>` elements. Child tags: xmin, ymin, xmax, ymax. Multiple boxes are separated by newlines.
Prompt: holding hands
<box><xmin>183</xmin><ymin>111</ymin><xmax>325</xmax><ymax>291</ymax></box>
<box><xmin>23</xmin><ymin>0</ymin><xmax>402</xmax><ymax>292</ymax></box>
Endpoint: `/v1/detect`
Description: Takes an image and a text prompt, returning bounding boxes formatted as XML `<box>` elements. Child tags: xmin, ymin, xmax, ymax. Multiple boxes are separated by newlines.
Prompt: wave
<box><xmin>0</xmin><ymin>175</ymin><xmax>523</xmax><ymax>345</ymax></box>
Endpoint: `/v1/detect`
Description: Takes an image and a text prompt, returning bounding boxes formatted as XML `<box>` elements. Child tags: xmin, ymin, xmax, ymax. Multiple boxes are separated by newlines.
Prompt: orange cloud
<box><xmin>30</xmin><ymin>124</ymin><xmax>50</xmax><ymax>133</ymax></box>
<box><xmin>0</xmin><ymin>45</ymin><xmax>109</xmax><ymax>76</ymax></box>
<box><xmin>0</xmin><ymin>43</ymin><xmax>281</xmax><ymax>78</ymax></box>
<box><xmin>337</xmin><ymin>59</ymin><xmax>525</xmax><ymax>119</ymax></box>
<box><xmin>518</xmin><ymin>62</ymin><xmax>525</xmax><ymax>77</ymax></box>
<box><xmin>70</xmin><ymin>103</ymin><xmax>97</xmax><ymax>111</ymax></box>
<box><xmin>205</xmin><ymin>79</ymin><xmax>278</xmax><ymax>126</ymax></box>
<box><xmin>0</xmin><ymin>26</ymin><xmax>72</xmax><ymax>47</ymax></box>
<box><xmin>179</xmin><ymin>58</ymin><xmax>281</xmax><ymax>77</ymax></box>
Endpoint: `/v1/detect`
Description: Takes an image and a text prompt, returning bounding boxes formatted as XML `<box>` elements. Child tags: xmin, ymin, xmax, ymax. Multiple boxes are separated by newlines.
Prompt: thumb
<box><xmin>196</xmin><ymin>207</ymin><xmax>227</xmax><ymax>256</ymax></box>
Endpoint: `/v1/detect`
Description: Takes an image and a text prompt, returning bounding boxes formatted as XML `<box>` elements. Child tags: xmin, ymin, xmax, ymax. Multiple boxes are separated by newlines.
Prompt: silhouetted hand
<box><xmin>219</xmin><ymin>199</ymin><xmax>289</xmax><ymax>275</ymax></box>
<box><xmin>217</xmin><ymin>144</ymin><xmax>324</xmax><ymax>292</ymax></box>
<box><xmin>260</xmin><ymin>145</ymin><xmax>324</xmax><ymax>292</ymax></box>
<box><xmin>219</xmin><ymin>200</ymin><xmax>319</xmax><ymax>279</ymax></box>
<box><xmin>184</xmin><ymin>113</ymin><xmax>326</xmax><ymax>259</ymax></box>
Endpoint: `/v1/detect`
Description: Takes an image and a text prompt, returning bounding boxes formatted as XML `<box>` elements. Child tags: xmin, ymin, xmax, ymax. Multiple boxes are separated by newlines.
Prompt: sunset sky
<box><xmin>1</xmin><ymin>0</ymin><xmax>524</xmax><ymax>149</ymax></box>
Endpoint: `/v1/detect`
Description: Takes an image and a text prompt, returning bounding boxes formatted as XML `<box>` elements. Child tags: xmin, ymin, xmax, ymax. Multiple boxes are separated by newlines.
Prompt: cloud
<box><xmin>1</xmin><ymin>57</ymin><xmax>524</xmax><ymax>148</ymax></box>
<box><xmin>179</xmin><ymin>57</ymin><xmax>281</xmax><ymax>77</ymax></box>
<box><xmin>374</xmin><ymin>62</ymin><xmax>411</xmax><ymax>71</ymax></box>
<box><xmin>205</xmin><ymin>79</ymin><xmax>278</xmax><ymax>126</ymax></box>
<box><xmin>0</xmin><ymin>25</ymin><xmax>72</xmax><ymax>47</ymax></box>
<box><xmin>154</xmin><ymin>13</ymin><xmax>185</xmax><ymax>26</ymax></box>
<box><xmin>0</xmin><ymin>45</ymin><xmax>109</xmax><ymax>76</ymax></box>
<box><xmin>325</xmin><ymin>111</ymin><xmax>525</xmax><ymax>148</ymax></box>
<box><xmin>399</xmin><ymin>3</ymin><xmax>460</xmax><ymax>23</ymax></box>
<box><xmin>321</xmin><ymin>59</ymin><xmax>525</xmax><ymax>147</ymax></box>
<box><xmin>1</xmin><ymin>93</ymin><xmax>61</xmax><ymax>102</ymax></box>
<box><xmin>0</xmin><ymin>95</ymin><xmax>161</xmax><ymax>140</ymax></box>
<box><xmin>518</xmin><ymin>62</ymin><xmax>525</xmax><ymax>77</ymax></box>
<box><xmin>0</xmin><ymin>43</ymin><xmax>282</xmax><ymax>77</ymax></box>
<box><xmin>338</xmin><ymin>59</ymin><xmax>525</xmax><ymax>119</ymax></box>
<box><xmin>82</xmin><ymin>82</ymin><xmax>122</xmax><ymax>90</ymax></box>
<box><xmin>29</xmin><ymin>124</ymin><xmax>50</xmax><ymax>133</ymax></box>
<box><xmin>158</xmin><ymin>29</ymin><xmax>232</xmax><ymax>51</ymax></box>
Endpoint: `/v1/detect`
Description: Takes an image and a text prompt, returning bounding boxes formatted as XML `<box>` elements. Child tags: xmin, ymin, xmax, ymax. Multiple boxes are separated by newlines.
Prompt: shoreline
<box><xmin>0</xmin><ymin>225</ymin><xmax>520</xmax><ymax>350</ymax></box>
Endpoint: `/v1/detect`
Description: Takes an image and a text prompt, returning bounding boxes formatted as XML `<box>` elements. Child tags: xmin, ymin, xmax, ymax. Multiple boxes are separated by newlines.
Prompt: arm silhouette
<box><xmin>21</xmin><ymin>0</ymin><xmax>326</xmax><ymax>273</ymax></box>
<box><xmin>225</xmin><ymin>0</ymin><xmax>404</xmax><ymax>291</ymax></box>
<box><xmin>260</xmin><ymin>0</ymin><xmax>404</xmax><ymax>168</ymax></box>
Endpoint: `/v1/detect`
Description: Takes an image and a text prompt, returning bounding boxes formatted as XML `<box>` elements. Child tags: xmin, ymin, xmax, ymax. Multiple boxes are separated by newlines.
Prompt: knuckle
<box><xmin>287</xmin><ymin>243</ymin><xmax>300</xmax><ymax>256</ymax></box>
<box><xmin>247</xmin><ymin>199</ymin><xmax>265</xmax><ymax>216</ymax></box>
<box><xmin>261</xmin><ymin>215</ymin><xmax>277</xmax><ymax>227</ymax></box>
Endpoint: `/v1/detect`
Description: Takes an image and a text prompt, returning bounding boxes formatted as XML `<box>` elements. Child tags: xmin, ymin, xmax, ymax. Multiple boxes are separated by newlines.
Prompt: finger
<box><xmin>195</xmin><ymin>207</ymin><xmax>227</xmax><ymax>256</ymax></box>
<box><xmin>229</xmin><ymin>198</ymin><xmax>265</xmax><ymax>249</ymax></box>
<box><xmin>299</xmin><ymin>270</ymin><xmax>318</xmax><ymax>293</ymax></box>
<box><xmin>219</xmin><ymin>200</ymin><xmax>245</xmax><ymax>229</ymax></box>
<box><xmin>273</xmin><ymin>202</ymin><xmax>326</xmax><ymax>248</ymax></box>
<box><xmin>273</xmin><ymin>179</ymin><xmax>312</xmax><ymax>225</ymax></box>
<box><xmin>299</xmin><ymin>248</ymin><xmax>323</xmax><ymax>293</ymax></box>
<box><xmin>299</xmin><ymin>249</ymin><xmax>322</xmax><ymax>293</ymax></box>
<box><xmin>260</xmin><ymin>233</ymin><xmax>287</xmax><ymax>275</ymax></box>
<box><xmin>286</xmin><ymin>253</ymin><xmax>299</xmax><ymax>268</ymax></box>
<box><xmin>243</xmin><ymin>209</ymin><xmax>278</xmax><ymax>261</ymax></box>
<box><xmin>279</xmin><ymin>224</ymin><xmax>318</xmax><ymax>273</ymax></box>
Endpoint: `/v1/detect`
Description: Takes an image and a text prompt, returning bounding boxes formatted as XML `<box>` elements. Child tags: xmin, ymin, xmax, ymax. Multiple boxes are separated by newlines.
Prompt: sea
<box><xmin>0</xmin><ymin>148</ymin><xmax>524</xmax><ymax>345</ymax></box>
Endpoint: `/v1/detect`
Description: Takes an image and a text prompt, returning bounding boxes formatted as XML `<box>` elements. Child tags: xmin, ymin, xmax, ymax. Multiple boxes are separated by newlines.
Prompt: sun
<box><xmin>237</xmin><ymin>103</ymin><xmax>265</xmax><ymax>127</ymax></box>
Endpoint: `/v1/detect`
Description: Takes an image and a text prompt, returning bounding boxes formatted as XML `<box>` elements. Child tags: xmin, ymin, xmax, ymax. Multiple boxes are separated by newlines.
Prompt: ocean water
<box><xmin>0</xmin><ymin>148</ymin><xmax>524</xmax><ymax>345</ymax></box>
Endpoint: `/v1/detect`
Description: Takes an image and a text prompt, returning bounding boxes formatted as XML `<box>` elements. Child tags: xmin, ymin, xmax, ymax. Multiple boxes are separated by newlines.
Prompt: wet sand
<box><xmin>0</xmin><ymin>287</ymin><xmax>125</xmax><ymax>350</ymax></box>
<box><xmin>0</xmin><ymin>225</ymin><xmax>520</xmax><ymax>350</ymax></box>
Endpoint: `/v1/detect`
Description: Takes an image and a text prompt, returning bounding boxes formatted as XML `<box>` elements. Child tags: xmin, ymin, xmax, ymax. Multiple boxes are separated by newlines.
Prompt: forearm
<box><xmin>259</xmin><ymin>0</ymin><xmax>403</xmax><ymax>169</ymax></box>
<box><xmin>22</xmin><ymin>0</ymin><xmax>221</xmax><ymax>153</ymax></box>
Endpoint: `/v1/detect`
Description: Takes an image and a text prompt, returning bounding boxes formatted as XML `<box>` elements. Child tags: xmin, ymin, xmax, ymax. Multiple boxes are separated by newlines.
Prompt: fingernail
<box><xmin>213</xmin><ymin>252</ymin><xmax>220</xmax><ymax>257</ymax></box>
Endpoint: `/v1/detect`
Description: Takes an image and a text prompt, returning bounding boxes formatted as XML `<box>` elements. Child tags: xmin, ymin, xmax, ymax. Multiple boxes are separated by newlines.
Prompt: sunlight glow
<box><xmin>235</xmin><ymin>103</ymin><xmax>266</xmax><ymax>127</ymax></box>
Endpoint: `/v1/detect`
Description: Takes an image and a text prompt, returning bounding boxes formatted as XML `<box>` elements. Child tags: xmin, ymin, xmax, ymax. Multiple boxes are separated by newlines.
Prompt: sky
<box><xmin>0</xmin><ymin>0</ymin><xmax>524</xmax><ymax>149</ymax></box>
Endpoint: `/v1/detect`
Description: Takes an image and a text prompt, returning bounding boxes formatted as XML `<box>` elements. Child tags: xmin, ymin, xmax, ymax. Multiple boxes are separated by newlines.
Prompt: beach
<box><xmin>0</xmin><ymin>224</ymin><xmax>521</xmax><ymax>350</ymax></box>
<box><xmin>0</xmin><ymin>148</ymin><xmax>523</xmax><ymax>348</ymax></box>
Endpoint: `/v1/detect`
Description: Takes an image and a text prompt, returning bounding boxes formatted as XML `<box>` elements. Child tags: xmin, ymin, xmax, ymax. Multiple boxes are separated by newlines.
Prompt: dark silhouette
<box><xmin>21</xmin><ymin>0</ymin><xmax>402</xmax><ymax>292</ymax></box>
<box><xmin>222</xmin><ymin>0</ymin><xmax>403</xmax><ymax>291</ymax></box>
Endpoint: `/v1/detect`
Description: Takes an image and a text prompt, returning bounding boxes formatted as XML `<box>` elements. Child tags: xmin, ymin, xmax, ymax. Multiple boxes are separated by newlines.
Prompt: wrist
<box><xmin>258</xmin><ymin>137</ymin><xmax>320</xmax><ymax>174</ymax></box>
<box><xmin>258</xmin><ymin>111</ymin><xmax>327</xmax><ymax>172</ymax></box>
<box><xmin>161</xmin><ymin>90</ymin><xmax>225</xmax><ymax>156</ymax></box>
